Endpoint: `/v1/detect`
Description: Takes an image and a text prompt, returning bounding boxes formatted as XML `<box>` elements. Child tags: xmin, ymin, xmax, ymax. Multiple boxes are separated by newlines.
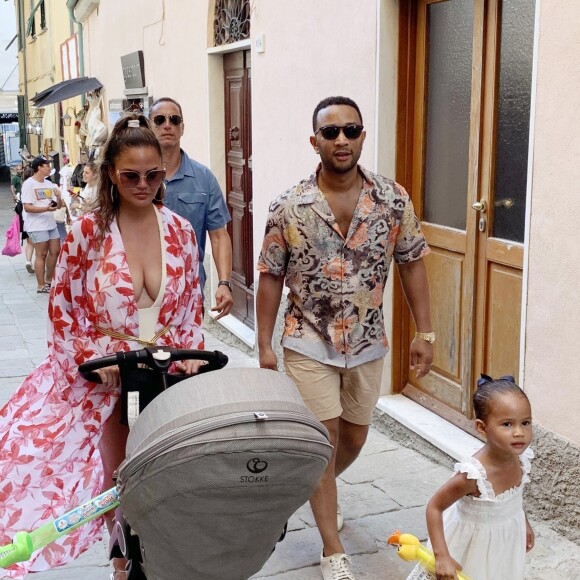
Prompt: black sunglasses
<box><xmin>116</xmin><ymin>168</ymin><xmax>166</xmax><ymax>189</ymax></box>
<box><xmin>315</xmin><ymin>124</ymin><xmax>364</xmax><ymax>140</ymax></box>
<box><xmin>152</xmin><ymin>114</ymin><xmax>183</xmax><ymax>127</ymax></box>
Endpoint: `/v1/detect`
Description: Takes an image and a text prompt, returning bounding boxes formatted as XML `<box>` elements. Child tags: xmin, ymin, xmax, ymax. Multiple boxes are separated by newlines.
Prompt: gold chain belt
<box><xmin>94</xmin><ymin>324</ymin><xmax>171</xmax><ymax>347</ymax></box>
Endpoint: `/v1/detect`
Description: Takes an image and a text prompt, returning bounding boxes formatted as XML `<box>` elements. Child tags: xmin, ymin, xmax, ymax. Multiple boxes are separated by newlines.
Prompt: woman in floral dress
<box><xmin>0</xmin><ymin>114</ymin><xmax>204</xmax><ymax>579</ymax></box>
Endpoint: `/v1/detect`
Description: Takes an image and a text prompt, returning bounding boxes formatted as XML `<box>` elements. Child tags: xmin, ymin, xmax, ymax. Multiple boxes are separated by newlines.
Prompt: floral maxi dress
<box><xmin>407</xmin><ymin>447</ymin><xmax>533</xmax><ymax>580</ymax></box>
<box><xmin>0</xmin><ymin>206</ymin><xmax>203</xmax><ymax>578</ymax></box>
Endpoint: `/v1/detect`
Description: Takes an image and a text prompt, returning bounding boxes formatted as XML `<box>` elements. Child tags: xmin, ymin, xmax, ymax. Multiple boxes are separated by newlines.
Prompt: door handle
<box><xmin>472</xmin><ymin>200</ymin><xmax>486</xmax><ymax>212</ymax></box>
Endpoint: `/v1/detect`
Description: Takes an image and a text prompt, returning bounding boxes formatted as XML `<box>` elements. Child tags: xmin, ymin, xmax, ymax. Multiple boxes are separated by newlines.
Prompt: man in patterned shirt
<box><xmin>257</xmin><ymin>96</ymin><xmax>434</xmax><ymax>580</ymax></box>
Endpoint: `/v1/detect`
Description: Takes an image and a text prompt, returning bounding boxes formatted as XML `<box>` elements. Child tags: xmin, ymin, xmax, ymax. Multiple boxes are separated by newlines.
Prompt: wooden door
<box><xmin>396</xmin><ymin>0</ymin><xmax>536</xmax><ymax>432</ymax></box>
<box><xmin>224</xmin><ymin>50</ymin><xmax>255</xmax><ymax>329</ymax></box>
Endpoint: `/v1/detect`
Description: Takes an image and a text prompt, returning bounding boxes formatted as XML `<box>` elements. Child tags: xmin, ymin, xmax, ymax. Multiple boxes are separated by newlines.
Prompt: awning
<box><xmin>31</xmin><ymin>77</ymin><xmax>102</xmax><ymax>108</ymax></box>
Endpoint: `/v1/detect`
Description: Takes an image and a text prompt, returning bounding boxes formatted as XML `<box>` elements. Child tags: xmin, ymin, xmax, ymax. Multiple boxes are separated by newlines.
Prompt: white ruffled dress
<box><xmin>407</xmin><ymin>447</ymin><xmax>533</xmax><ymax>580</ymax></box>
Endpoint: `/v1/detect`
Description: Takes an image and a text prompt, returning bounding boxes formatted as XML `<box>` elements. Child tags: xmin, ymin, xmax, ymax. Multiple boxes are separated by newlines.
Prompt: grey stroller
<box><xmin>79</xmin><ymin>346</ymin><xmax>332</xmax><ymax>580</ymax></box>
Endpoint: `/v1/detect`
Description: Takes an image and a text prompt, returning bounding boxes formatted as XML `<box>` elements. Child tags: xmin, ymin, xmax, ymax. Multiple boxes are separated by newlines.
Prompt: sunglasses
<box><xmin>152</xmin><ymin>114</ymin><xmax>183</xmax><ymax>127</ymax></box>
<box><xmin>116</xmin><ymin>168</ymin><xmax>166</xmax><ymax>189</ymax></box>
<box><xmin>315</xmin><ymin>124</ymin><xmax>364</xmax><ymax>140</ymax></box>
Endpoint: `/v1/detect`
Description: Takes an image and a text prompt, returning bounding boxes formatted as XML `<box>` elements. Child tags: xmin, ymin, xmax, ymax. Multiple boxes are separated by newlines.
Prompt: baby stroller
<box><xmin>76</xmin><ymin>346</ymin><xmax>333</xmax><ymax>580</ymax></box>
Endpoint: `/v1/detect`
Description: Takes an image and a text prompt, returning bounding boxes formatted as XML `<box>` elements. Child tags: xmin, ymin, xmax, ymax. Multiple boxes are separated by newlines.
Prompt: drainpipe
<box><xmin>18</xmin><ymin>0</ymin><xmax>29</xmax><ymax>149</ymax></box>
<box><xmin>65</xmin><ymin>0</ymin><xmax>85</xmax><ymax>106</ymax></box>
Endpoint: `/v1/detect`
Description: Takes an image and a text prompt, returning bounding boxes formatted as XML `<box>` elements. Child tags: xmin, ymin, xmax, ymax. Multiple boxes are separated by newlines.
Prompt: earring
<box><xmin>110</xmin><ymin>184</ymin><xmax>117</xmax><ymax>203</ymax></box>
<box><xmin>315</xmin><ymin>148</ymin><xmax>320</xmax><ymax>154</ymax></box>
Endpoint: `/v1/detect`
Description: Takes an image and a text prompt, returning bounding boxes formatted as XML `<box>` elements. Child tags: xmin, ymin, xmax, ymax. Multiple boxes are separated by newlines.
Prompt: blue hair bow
<box><xmin>477</xmin><ymin>373</ymin><xmax>515</xmax><ymax>388</ymax></box>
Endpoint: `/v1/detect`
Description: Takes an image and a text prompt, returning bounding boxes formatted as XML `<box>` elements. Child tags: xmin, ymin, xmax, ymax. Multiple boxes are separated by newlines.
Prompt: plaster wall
<box><xmin>15</xmin><ymin>1</ymin><xmax>79</xmax><ymax>157</ymax></box>
<box><xmin>523</xmin><ymin>1</ymin><xmax>580</xmax><ymax>445</ymax></box>
<box><xmin>249</xmin><ymin>0</ymin><xmax>379</xmax><ymax>277</ymax></box>
<box><xmin>42</xmin><ymin>5</ymin><xmax>76</xmax><ymax>144</ymax></box>
<box><xmin>20</xmin><ymin>21</ymin><xmax>53</xmax><ymax>99</ymax></box>
<box><xmin>83</xmin><ymin>1</ymin><xmax>212</xmax><ymax>165</ymax></box>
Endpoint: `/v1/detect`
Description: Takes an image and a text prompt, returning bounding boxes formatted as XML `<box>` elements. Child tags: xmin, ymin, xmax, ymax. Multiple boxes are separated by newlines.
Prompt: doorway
<box><xmin>224</xmin><ymin>50</ymin><xmax>254</xmax><ymax>329</ymax></box>
<box><xmin>395</xmin><ymin>0</ymin><xmax>535</xmax><ymax>432</ymax></box>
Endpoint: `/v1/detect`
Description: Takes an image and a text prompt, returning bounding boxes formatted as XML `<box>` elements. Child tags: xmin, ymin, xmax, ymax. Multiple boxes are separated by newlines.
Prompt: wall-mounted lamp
<box><xmin>62</xmin><ymin>107</ymin><xmax>76</xmax><ymax>127</ymax></box>
<box><xmin>26</xmin><ymin>112</ymin><xmax>44</xmax><ymax>135</ymax></box>
<box><xmin>26</xmin><ymin>115</ymin><xmax>35</xmax><ymax>134</ymax></box>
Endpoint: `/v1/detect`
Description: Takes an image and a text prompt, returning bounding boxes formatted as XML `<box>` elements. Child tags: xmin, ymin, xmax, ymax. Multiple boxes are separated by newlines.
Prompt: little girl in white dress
<box><xmin>407</xmin><ymin>375</ymin><xmax>534</xmax><ymax>580</ymax></box>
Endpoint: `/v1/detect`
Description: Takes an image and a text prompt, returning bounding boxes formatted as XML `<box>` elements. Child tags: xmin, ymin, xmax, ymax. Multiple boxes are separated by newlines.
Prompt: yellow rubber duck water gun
<box><xmin>387</xmin><ymin>531</ymin><xmax>471</xmax><ymax>580</ymax></box>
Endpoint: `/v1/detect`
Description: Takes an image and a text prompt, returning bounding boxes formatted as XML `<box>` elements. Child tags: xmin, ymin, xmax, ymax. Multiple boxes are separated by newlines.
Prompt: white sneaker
<box><xmin>320</xmin><ymin>552</ymin><xmax>355</xmax><ymax>580</ymax></box>
<box><xmin>337</xmin><ymin>502</ymin><xmax>344</xmax><ymax>531</ymax></box>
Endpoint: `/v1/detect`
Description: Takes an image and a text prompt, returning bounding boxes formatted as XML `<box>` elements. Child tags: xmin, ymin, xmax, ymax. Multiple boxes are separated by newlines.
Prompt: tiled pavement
<box><xmin>1</xmin><ymin>183</ymin><xmax>579</xmax><ymax>579</ymax></box>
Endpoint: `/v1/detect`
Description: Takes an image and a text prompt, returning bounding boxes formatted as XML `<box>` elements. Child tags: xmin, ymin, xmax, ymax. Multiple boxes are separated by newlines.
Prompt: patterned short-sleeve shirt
<box><xmin>257</xmin><ymin>165</ymin><xmax>430</xmax><ymax>368</ymax></box>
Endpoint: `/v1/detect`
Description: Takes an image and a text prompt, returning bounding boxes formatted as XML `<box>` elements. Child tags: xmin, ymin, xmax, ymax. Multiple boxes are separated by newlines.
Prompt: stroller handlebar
<box><xmin>78</xmin><ymin>347</ymin><xmax>229</xmax><ymax>383</ymax></box>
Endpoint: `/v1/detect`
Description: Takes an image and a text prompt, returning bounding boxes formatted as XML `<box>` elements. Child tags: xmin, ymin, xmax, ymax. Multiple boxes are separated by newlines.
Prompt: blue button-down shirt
<box><xmin>164</xmin><ymin>151</ymin><xmax>231</xmax><ymax>290</ymax></box>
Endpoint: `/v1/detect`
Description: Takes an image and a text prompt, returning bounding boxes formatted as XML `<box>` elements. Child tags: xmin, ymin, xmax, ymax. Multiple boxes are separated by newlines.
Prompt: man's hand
<box><xmin>410</xmin><ymin>337</ymin><xmax>433</xmax><ymax>379</ymax></box>
<box><xmin>211</xmin><ymin>285</ymin><xmax>233</xmax><ymax>320</ymax></box>
<box><xmin>207</xmin><ymin>227</ymin><xmax>233</xmax><ymax>320</ymax></box>
<box><xmin>259</xmin><ymin>345</ymin><xmax>279</xmax><ymax>370</ymax></box>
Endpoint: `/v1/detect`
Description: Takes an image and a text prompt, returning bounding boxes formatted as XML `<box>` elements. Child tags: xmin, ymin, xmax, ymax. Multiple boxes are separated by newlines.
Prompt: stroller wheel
<box><xmin>112</xmin><ymin>519</ymin><xmax>127</xmax><ymax>557</ymax></box>
<box><xmin>109</xmin><ymin>508</ymin><xmax>142</xmax><ymax>561</ymax></box>
<box><xmin>126</xmin><ymin>558</ymin><xmax>147</xmax><ymax>580</ymax></box>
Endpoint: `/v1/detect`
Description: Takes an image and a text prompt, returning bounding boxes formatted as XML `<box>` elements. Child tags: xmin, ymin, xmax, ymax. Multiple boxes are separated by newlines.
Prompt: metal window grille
<box><xmin>213</xmin><ymin>0</ymin><xmax>251</xmax><ymax>46</ymax></box>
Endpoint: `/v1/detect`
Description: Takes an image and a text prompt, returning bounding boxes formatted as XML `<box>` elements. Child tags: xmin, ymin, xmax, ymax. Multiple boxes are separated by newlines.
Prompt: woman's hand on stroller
<box><xmin>94</xmin><ymin>365</ymin><xmax>121</xmax><ymax>388</ymax></box>
<box><xmin>174</xmin><ymin>359</ymin><xmax>208</xmax><ymax>375</ymax></box>
<box><xmin>78</xmin><ymin>347</ymin><xmax>229</xmax><ymax>384</ymax></box>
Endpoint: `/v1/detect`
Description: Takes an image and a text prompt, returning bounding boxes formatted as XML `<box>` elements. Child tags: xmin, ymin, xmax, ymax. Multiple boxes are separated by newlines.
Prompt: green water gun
<box><xmin>388</xmin><ymin>531</ymin><xmax>471</xmax><ymax>580</ymax></box>
<box><xmin>0</xmin><ymin>487</ymin><xmax>119</xmax><ymax>569</ymax></box>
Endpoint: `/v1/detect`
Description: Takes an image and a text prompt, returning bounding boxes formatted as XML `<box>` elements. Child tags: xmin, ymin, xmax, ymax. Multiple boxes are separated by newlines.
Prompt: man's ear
<box><xmin>475</xmin><ymin>419</ymin><xmax>487</xmax><ymax>437</ymax></box>
<box><xmin>309</xmin><ymin>135</ymin><xmax>319</xmax><ymax>152</ymax></box>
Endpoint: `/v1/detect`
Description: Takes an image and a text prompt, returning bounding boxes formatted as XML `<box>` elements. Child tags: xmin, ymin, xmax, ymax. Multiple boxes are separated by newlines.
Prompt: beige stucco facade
<box><xmin>15</xmin><ymin>0</ymin><xmax>84</xmax><ymax>162</ymax></box>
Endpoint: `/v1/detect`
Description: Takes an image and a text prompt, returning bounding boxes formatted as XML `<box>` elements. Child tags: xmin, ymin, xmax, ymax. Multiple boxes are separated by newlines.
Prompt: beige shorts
<box><xmin>283</xmin><ymin>348</ymin><xmax>384</xmax><ymax>425</ymax></box>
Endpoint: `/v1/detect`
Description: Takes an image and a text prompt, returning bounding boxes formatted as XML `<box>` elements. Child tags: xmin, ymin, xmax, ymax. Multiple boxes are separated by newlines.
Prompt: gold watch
<box><xmin>415</xmin><ymin>331</ymin><xmax>436</xmax><ymax>344</ymax></box>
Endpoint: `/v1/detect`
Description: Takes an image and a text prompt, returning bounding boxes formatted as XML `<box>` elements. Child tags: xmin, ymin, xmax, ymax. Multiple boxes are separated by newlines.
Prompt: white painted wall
<box><xmin>84</xmin><ymin>1</ymin><xmax>213</xmax><ymax>164</ymax></box>
<box><xmin>249</xmin><ymin>0</ymin><xmax>380</xmax><ymax>265</ymax></box>
<box><xmin>523</xmin><ymin>0</ymin><xmax>580</xmax><ymax>445</ymax></box>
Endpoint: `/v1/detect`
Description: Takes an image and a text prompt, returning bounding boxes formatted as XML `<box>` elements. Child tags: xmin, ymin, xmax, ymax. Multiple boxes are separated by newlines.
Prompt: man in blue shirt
<box><xmin>150</xmin><ymin>97</ymin><xmax>233</xmax><ymax>319</ymax></box>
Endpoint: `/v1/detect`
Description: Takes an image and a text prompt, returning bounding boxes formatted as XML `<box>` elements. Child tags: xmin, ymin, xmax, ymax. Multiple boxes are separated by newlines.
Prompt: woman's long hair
<box><xmin>95</xmin><ymin>113</ymin><xmax>164</xmax><ymax>235</ymax></box>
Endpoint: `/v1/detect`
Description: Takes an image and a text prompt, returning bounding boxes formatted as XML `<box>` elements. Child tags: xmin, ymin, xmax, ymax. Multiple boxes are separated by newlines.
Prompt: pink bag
<box><xmin>2</xmin><ymin>214</ymin><xmax>22</xmax><ymax>257</ymax></box>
